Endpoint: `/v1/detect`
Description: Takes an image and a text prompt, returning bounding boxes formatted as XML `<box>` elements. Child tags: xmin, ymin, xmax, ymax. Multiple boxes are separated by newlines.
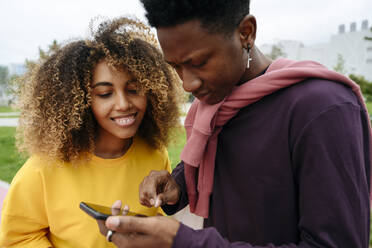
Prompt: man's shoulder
<box><xmin>275</xmin><ymin>78</ymin><xmax>364</xmax><ymax>139</ymax></box>
<box><xmin>234</xmin><ymin>78</ymin><xmax>362</xmax><ymax>131</ymax></box>
<box><xmin>281</xmin><ymin>78</ymin><xmax>359</xmax><ymax>108</ymax></box>
<box><xmin>248</xmin><ymin>78</ymin><xmax>362</xmax><ymax>123</ymax></box>
<box><xmin>238</xmin><ymin>78</ymin><xmax>360</xmax><ymax>116</ymax></box>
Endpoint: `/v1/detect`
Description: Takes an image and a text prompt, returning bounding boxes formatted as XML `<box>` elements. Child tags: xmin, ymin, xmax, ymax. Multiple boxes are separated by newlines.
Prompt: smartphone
<box><xmin>79</xmin><ymin>202</ymin><xmax>147</xmax><ymax>220</ymax></box>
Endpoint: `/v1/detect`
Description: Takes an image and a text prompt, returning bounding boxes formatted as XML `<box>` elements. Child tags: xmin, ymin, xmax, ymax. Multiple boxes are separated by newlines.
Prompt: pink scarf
<box><xmin>180</xmin><ymin>58</ymin><xmax>372</xmax><ymax>218</ymax></box>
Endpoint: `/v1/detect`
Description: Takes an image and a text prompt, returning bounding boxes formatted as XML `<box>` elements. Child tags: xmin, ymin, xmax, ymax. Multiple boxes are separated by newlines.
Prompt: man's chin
<box><xmin>197</xmin><ymin>94</ymin><xmax>223</xmax><ymax>105</ymax></box>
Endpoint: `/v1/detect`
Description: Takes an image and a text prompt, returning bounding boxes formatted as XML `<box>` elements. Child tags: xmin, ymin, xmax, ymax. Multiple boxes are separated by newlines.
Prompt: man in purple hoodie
<box><xmin>100</xmin><ymin>1</ymin><xmax>371</xmax><ymax>247</ymax></box>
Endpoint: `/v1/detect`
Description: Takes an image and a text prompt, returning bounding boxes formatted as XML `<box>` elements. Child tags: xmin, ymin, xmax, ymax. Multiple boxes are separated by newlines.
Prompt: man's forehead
<box><xmin>156</xmin><ymin>21</ymin><xmax>218</xmax><ymax>63</ymax></box>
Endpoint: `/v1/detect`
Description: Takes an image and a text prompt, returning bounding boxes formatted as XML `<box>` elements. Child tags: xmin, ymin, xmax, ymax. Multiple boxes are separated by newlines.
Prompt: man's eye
<box><xmin>192</xmin><ymin>61</ymin><xmax>207</xmax><ymax>68</ymax></box>
<box><xmin>169</xmin><ymin>63</ymin><xmax>179</xmax><ymax>70</ymax></box>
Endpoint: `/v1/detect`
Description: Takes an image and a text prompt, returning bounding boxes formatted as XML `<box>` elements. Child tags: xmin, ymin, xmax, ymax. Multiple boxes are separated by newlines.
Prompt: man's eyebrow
<box><xmin>165</xmin><ymin>51</ymin><xmax>209</xmax><ymax>66</ymax></box>
<box><xmin>165</xmin><ymin>58</ymin><xmax>193</xmax><ymax>66</ymax></box>
<box><xmin>92</xmin><ymin>81</ymin><xmax>112</xmax><ymax>88</ymax></box>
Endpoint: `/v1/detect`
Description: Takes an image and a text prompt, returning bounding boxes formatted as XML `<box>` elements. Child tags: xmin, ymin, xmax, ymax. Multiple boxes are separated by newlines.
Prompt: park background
<box><xmin>0</xmin><ymin>0</ymin><xmax>372</xmax><ymax>245</ymax></box>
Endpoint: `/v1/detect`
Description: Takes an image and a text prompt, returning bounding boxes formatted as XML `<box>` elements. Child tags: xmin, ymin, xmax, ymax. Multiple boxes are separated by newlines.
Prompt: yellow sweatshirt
<box><xmin>0</xmin><ymin>136</ymin><xmax>170</xmax><ymax>248</ymax></box>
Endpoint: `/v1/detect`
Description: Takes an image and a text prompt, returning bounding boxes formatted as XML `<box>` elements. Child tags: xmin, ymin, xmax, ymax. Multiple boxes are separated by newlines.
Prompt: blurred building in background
<box><xmin>260</xmin><ymin>20</ymin><xmax>372</xmax><ymax>80</ymax></box>
<box><xmin>0</xmin><ymin>84</ymin><xmax>12</xmax><ymax>106</ymax></box>
<box><xmin>8</xmin><ymin>63</ymin><xmax>26</xmax><ymax>76</ymax></box>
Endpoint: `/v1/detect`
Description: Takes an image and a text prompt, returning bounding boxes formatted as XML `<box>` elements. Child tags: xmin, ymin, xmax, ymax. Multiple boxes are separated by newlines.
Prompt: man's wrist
<box><xmin>171</xmin><ymin>223</ymin><xmax>195</xmax><ymax>248</ymax></box>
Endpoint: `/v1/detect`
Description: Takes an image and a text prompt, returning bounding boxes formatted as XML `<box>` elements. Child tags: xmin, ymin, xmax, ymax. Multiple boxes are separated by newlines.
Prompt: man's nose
<box><xmin>181</xmin><ymin>68</ymin><xmax>202</xmax><ymax>93</ymax></box>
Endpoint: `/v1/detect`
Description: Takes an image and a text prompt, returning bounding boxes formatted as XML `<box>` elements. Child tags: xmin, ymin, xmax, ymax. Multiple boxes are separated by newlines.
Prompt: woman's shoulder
<box><xmin>15</xmin><ymin>155</ymin><xmax>46</xmax><ymax>173</ymax></box>
<box><xmin>11</xmin><ymin>155</ymin><xmax>63</xmax><ymax>182</ymax></box>
<box><xmin>8</xmin><ymin>155</ymin><xmax>46</xmax><ymax>187</ymax></box>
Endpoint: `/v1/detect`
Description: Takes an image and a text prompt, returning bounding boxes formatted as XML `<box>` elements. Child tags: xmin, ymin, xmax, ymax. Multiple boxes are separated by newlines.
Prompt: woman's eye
<box><xmin>98</xmin><ymin>92</ymin><xmax>112</xmax><ymax>98</ymax></box>
<box><xmin>127</xmin><ymin>82</ymin><xmax>138</xmax><ymax>94</ymax></box>
<box><xmin>127</xmin><ymin>88</ymin><xmax>138</xmax><ymax>94</ymax></box>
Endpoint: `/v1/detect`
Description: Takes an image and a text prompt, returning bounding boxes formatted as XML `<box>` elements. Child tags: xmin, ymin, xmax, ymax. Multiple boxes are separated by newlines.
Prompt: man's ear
<box><xmin>238</xmin><ymin>15</ymin><xmax>257</xmax><ymax>49</ymax></box>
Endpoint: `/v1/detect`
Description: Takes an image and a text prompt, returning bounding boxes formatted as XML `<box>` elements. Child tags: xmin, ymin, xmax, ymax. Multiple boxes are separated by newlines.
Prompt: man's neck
<box><xmin>238</xmin><ymin>46</ymin><xmax>272</xmax><ymax>84</ymax></box>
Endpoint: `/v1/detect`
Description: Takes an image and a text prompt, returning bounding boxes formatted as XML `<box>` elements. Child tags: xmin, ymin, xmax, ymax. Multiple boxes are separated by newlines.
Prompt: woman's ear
<box><xmin>238</xmin><ymin>14</ymin><xmax>257</xmax><ymax>49</ymax></box>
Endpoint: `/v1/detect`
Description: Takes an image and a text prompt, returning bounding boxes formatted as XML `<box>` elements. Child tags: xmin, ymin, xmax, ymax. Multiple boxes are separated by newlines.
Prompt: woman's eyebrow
<box><xmin>92</xmin><ymin>81</ymin><xmax>113</xmax><ymax>88</ymax></box>
<box><xmin>126</xmin><ymin>79</ymin><xmax>137</xmax><ymax>84</ymax></box>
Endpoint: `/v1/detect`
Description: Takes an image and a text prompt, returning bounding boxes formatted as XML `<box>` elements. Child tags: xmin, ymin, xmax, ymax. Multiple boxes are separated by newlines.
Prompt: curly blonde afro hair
<box><xmin>16</xmin><ymin>17</ymin><xmax>183</xmax><ymax>162</ymax></box>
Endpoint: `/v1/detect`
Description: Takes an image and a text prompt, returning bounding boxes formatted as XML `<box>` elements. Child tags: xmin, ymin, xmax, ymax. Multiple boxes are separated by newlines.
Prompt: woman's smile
<box><xmin>111</xmin><ymin>113</ymin><xmax>137</xmax><ymax>127</ymax></box>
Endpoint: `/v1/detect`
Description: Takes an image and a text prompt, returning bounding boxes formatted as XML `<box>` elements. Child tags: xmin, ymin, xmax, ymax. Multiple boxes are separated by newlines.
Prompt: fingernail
<box><xmin>114</xmin><ymin>200</ymin><xmax>122</xmax><ymax>207</ymax></box>
<box><xmin>107</xmin><ymin>217</ymin><xmax>120</xmax><ymax>228</ymax></box>
<box><xmin>150</xmin><ymin>198</ymin><xmax>155</xmax><ymax>206</ymax></box>
<box><xmin>155</xmin><ymin>197</ymin><xmax>162</xmax><ymax>207</ymax></box>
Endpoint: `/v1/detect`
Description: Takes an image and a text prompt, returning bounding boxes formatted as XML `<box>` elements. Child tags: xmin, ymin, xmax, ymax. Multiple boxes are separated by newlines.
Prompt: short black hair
<box><xmin>140</xmin><ymin>0</ymin><xmax>250</xmax><ymax>34</ymax></box>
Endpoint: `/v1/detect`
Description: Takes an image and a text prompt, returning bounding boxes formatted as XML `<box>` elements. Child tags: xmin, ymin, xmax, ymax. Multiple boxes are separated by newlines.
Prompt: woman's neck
<box><xmin>94</xmin><ymin>134</ymin><xmax>133</xmax><ymax>159</ymax></box>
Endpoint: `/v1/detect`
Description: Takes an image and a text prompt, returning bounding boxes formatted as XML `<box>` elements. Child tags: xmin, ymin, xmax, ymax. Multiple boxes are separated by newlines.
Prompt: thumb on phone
<box><xmin>111</xmin><ymin>200</ymin><xmax>122</xmax><ymax>215</ymax></box>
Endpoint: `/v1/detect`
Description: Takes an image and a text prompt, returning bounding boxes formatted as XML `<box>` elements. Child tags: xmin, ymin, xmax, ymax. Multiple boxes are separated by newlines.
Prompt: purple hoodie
<box><xmin>163</xmin><ymin>60</ymin><xmax>370</xmax><ymax>247</ymax></box>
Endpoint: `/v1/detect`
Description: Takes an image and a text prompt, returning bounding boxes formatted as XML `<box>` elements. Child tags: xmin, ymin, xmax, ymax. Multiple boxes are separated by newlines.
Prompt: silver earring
<box><xmin>246</xmin><ymin>45</ymin><xmax>252</xmax><ymax>69</ymax></box>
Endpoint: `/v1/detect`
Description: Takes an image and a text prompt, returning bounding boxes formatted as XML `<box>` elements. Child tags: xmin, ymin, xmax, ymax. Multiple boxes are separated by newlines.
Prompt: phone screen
<box><xmin>85</xmin><ymin>202</ymin><xmax>119</xmax><ymax>215</ymax></box>
<box><xmin>79</xmin><ymin>202</ymin><xmax>148</xmax><ymax>220</ymax></box>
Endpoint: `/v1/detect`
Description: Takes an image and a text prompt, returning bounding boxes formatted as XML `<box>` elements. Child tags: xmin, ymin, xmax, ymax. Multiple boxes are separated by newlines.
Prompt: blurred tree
<box><xmin>349</xmin><ymin>74</ymin><xmax>372</xmax><ymax>101</ymax></box>
<box><xmin>25</xmin><ymin>40</ymin><xmax>61</xmax><ymax>71</ymax></box>
<box><xmin>265</xmin><ymin>45</ymin><xmax>286</xmax><ymax>60</ymax></box>
<box><xmin>333</xmin><ymin>54</ymin><xmax>347</xmax><ymax>75</ymax></box>
<box><xmin>9</xmin><ymin>40</ymin><xmax>61</xmax><ymax>101</ymax></box>
<box><xmin>0</xmin><ymin>66</ymin><xmax>12</xmax><ymax>105</ymax></box>
<box><xmin>365</xmin><ymin>27</ymin><xmax>372</xmax><ymax>41</ymax></box>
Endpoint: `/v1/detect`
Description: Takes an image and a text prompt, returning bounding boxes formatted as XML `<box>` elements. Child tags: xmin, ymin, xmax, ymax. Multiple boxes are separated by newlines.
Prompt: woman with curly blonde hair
<box><xmin>0</xmin><ymin>16</ymin><xmax>182</xmax><ymax>248</ymax></box>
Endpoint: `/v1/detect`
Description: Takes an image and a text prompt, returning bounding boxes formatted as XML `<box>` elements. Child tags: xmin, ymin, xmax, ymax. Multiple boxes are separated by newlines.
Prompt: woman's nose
<box><xmin>115</xmin><ymin>93</ymin><xmax>131</xmax><ymax>110</ymax></box>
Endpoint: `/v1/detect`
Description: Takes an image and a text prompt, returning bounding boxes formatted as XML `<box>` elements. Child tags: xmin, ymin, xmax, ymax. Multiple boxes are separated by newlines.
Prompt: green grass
<box><xmin>0</xmin><ymin>115</ymin><xmax>19</xmax><ymax>118</ymax></box>
<box><xmin>0</xmin><ymin>106</ymin><xmax>17</xmax><ymax>113</ymax></box>
<box><xmin>168</xmin><ymin>128</ymin><xmax>186</xmax><ymax>169</ymax></box>
<box><xmin>366</xmin><ymin>102</ymin><xmax>372</xmax><ymax>116</ymax></box>
<box><xmin>0</xmin><ymin>127</ymin><xmax>26</xmax><ymax>183</ymax></box>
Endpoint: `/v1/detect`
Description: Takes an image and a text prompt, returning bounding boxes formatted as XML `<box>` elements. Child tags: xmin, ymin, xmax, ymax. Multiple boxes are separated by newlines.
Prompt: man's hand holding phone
<box><xmin>100</xmin><ymin>170</ymin><xmax>181</xmax><ymax>247</ymax></box>
<box><xmin>80</xmin><ymin>200</ymin><xmax>136</xmax><ymax>242</ymax></box>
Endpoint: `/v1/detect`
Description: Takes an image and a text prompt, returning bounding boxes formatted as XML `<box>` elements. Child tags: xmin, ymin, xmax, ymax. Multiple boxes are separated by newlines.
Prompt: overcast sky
<box><xmin>0</xmin><ymin>0</ymin><xmax>371</xmax><ymax>65</ymax></box>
